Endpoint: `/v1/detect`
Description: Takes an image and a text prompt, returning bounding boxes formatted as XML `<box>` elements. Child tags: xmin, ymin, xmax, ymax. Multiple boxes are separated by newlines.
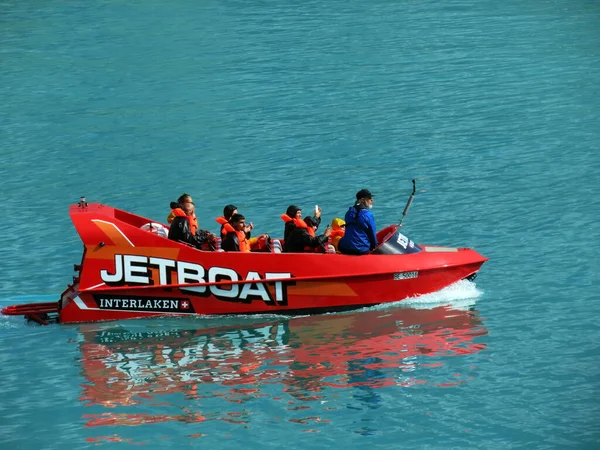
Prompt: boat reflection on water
<box><xmin>78</xmin><ymin>295</ymin><xmax>487</xmax><ymax>428</ymax></box>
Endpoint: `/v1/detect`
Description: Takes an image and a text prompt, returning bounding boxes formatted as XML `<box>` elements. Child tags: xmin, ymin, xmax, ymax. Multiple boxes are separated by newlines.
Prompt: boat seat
<box><xmin>140</xmin><ymin>222</ymin><xmax>169</xmax><ymax>238</ymax></box>
<box><xmin>271</xmin><ymin>239</ymin><xmax>283</xmax><ymax>253</ymax></box>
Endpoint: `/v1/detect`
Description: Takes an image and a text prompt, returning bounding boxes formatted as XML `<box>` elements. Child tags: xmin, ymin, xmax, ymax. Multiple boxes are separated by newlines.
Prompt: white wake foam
<box><xmin>365</xmin><ymin>279</ymin><xmax>483</xmax><ymax>313</ymax></box>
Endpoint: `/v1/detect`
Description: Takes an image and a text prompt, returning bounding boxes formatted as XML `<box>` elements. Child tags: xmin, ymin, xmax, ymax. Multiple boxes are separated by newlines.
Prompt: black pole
<box><xmin>399</xmin><ymin>179</ymin><xmax>416</xmax><ymax>226</ymax></box>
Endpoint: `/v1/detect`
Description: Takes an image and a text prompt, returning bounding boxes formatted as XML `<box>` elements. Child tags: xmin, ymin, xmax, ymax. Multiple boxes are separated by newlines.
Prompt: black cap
<box><xmin>286</xmin><ymin>204</ymin><xmax>301</xmax><ymax>218</ymax></box>
<box><xmin>356</xmin><ymin>189</ymin><xmax>373</xmax><ymax>200</ymax></box>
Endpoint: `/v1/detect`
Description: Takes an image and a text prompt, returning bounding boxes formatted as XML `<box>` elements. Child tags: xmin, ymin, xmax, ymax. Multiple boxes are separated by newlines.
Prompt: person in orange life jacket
<box><xmin>167</xmin><ymin>193</ymin><xmax>216</xmax><ymax>249</ymax></box>
<box><xmin>330</xmin><ymin>218</ymin><xmax>346</xmax><ymax>252</ymax></box>
<box><xmin>215</xmin><ymin>204</ymin><xmax>240</xmax><ymax>240</ymax></box>
<box><xmin>281</xmin><ymin>204</ymin><xmax>322</xmax><ymax>250</ymax></box>
<box><xmin>221</xmin><ymin>214</ymin><xmax>251</xmax><ymax>252</ymax></box>
<box><xmin>217</xmin><ymin>204</ymin><xmax>269</xmax><ymax>251</ymax></box>
<box><xmin>338</xmin><ymin>189</ymin><xmax>378</xmax><ymax>255</ymax></box>
<box><xmin>216</xmin><ymin>204</ymin><xmax>255</xmax><ymax>238</ymax></box>
<box><xmin>284</xmin><ymin>215</ymin><xmax>331</xmax><ymax>253</ymax></box>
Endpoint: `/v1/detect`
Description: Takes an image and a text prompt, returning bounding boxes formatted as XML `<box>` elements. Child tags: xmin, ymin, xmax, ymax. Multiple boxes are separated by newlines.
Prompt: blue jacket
<box><xmin>338</xmin><ymin>204</ymin><xmax>378</xmax><ymax>254</ymax></box>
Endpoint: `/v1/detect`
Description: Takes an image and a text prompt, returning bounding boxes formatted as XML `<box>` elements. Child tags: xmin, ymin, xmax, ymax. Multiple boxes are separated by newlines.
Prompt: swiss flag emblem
<box><xmin>181</xmin><ymin>301</ymin><xmax>190</xmax><ymax>310</ymax></box>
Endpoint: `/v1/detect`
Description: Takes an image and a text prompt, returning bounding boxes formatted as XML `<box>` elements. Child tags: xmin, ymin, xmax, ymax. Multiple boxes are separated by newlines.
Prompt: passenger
<box><xmin>221</xmin><ymin>214</ymin><xmax>250</xmax><ymax>252</ymax></box>
<box><xmin>215</xmin><ymin>204</ymin><xmax>239</xmax><ymax>240</ymax></box>
<box><xmin>284</xmin><ymin>215</ymin><xmax>331</xmax><ymax>253</ymax></box>
<box><xmin>330</xmin><ymin>218</ymin><xmax>346</xmax><ymax>252</ymax></box>
<box><xmin>338</xmin><ymin>189</ymin><xmax>378</xmax><ymax>255</ymax></box>
<box><xmin>249</xmin><ymin>233</ymin><xmax>271</xmax><ymax>252</ymax></box>
<box><xmin>167</xmin><ymin>193</ymin><xmax>216</xmax><ymax>249</ymax></box>
<box><xmin>217</xmin><ymin>204</ymin><xmax>269</xmax><ymax>251</ymax></box>
<box><xmin>282</xmin><ymin>205</ymin><xmax>302</xmax><ymax>243</ymax></box>
<box><xmin>281</xmin><ymin>204</ymin><xmax>322</xmax><ymax>250</ymax></box>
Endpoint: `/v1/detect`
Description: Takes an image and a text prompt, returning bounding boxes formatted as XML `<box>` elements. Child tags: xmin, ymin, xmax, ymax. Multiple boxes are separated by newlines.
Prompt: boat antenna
<box><xmin>399</xmin><ymin>179</ymin><xmax>416</xmax><ymax>227</ymax></box>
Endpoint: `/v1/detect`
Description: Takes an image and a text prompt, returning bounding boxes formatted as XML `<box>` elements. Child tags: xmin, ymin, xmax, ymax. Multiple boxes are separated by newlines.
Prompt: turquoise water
<box><xmin>1</xmin><ymin>0</ymin><xmax>599</xmax><ymax>448</ymax></box>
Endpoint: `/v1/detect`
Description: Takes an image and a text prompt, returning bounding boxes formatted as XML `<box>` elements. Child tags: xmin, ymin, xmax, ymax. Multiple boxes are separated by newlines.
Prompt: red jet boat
<box><xmin>2</xmin><ymin>189</ymin><xmax>487</xmax><ymax>324</ymax></box>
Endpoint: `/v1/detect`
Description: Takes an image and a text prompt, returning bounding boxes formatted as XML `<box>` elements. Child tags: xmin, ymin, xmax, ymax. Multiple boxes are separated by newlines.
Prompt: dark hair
<box><xmin>286</xmin><ymin>205</ymin><xmax>301</xmax><ymax>218</ymax></box>
<box><xmin>304</xmin><ymin>216</ymin><xmax>317</xmax><ymax>227</ymax></box>
<box><xmin>177</xmin><ymin>193</ymin><xmax>191</xmax><ymax>204</ymax></box>
<box><xmin>230</xmin><ymin>213</ymin><xmax>245</xmax><ymax>224</ymax></box>
<box><xmin>223</xmin><ymin>204</ymin><xmax>237</xmax><ymax>220</ymax></box>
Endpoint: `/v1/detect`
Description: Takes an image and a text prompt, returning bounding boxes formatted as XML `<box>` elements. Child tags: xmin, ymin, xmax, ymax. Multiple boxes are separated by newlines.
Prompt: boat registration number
<box><xmin>394</xmin><ymin>271</ymin><xmax>418</xmax><ymax>280</ymax></box>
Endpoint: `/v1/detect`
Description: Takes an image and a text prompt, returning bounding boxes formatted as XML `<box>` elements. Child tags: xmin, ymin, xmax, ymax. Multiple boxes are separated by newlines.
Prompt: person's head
<box><xmin>355</xmin><ymin>189</ymin><xmax>374</xmax><ymax>209</ymax></box>
<box><xmin>223</xmin><ymin>204</ymin><xmax>237</xmax><ymax>221</ymax></box>
<box><xmin>177</xmin><ymin>193</ymin><xmax>195</xmax><ymax>215</ymax></box>
<box><xmin>304</xmin><ymin>216</ymin><xmax>318</xmax><ymax>230</ymax></box>
<box><xmin>286</xmin><ymin>205</ymin><xmax>302</xmax><ymax>220</ymax></box>
<box><xmin>331</xmin><ymin>217</ymin><xmax>346</xmax><ymax>231</ymax></box>
<box><xmin>230</xmin><ymin>213</ymin><xmax>246</xmax><ymax>231</ymax></box>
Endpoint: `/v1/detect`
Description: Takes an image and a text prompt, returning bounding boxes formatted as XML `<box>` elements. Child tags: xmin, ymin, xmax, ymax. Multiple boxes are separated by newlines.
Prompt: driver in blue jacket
<box><xmin>338</xmin><ymin>189</ymin><xmax>378</xmax><ymax>255</ymax></box>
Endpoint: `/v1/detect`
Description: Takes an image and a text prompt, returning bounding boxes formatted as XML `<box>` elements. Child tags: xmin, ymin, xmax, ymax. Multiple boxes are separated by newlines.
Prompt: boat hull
<box><xmin>3</xmin><ymin>203</ymin><xmax>488</xmax><ymax>324</ymax></box>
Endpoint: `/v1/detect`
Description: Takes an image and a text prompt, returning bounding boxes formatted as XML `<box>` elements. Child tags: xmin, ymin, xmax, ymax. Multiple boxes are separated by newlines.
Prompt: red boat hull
<box><xmin>2</xmin><ymin>203</ymin><xmax>487</xmax><ymax>324</ymax></box>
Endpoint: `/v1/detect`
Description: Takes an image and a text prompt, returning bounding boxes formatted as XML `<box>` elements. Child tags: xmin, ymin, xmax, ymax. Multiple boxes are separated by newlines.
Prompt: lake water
<box><xmin>1</xmin><ymin>0</ymin><xmax>599</xmax><ymax>448</ymax></box>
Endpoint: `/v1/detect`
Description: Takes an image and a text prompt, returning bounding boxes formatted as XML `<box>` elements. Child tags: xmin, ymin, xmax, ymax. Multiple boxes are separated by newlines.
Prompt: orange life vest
<box><xmin>216</xmin><ymin>216</ymin><xmax>236</xmax><ymax>240</ymax></box>
<box><xmin>280</xmin><ymin>214</ymin><xmax>310</xmax><ymax>230</ymax></box>
<box><xmin>280</xmin><ymin>214</ymin><xmax>318</xmax><ymax>252</ymax></box>
<box><xmin>234</xmin><ymin>229</ymin><xmax>250</xmax><ymax>252</ymax></box>
<box><xmin>330</xmin><ymin>230</ymin><xmax>344</xmax><ymax>251</ymax></box>
<box><xmin>169</xmin><ymin>208</ymin><xmax>198</xmax><ymax>235</ymax></box>
<box><xmin>330</xmin><ymin>218</ymin><xmax>345</xmax><ymax>252</ymax></box>
<box><xmin>249</xmin><ymin>235</ymin><xmax>270</xmax><ymax>252</ymax></box>
<box><xmin>330</xmin><ymin>229</ymin><xmax>344</xmax><ymax>239</ymax></box>
<box><xmin>220</xmin><ymin>221</ymin><xmax>235</xmax><ymax>236</ymax></box>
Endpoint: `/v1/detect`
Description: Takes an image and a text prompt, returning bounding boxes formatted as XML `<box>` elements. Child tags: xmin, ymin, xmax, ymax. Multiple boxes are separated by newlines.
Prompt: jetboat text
<box><xmin>100</xmin><ymin>254</ymin><xmax>292</xmax><ymax>304</ymax></box>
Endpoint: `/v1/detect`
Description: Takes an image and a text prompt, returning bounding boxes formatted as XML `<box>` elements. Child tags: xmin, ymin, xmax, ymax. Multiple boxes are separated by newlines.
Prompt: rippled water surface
<box><xmin>1</xmin><ymin>0</ymin><xmax>599</xmax><ymax>448</ymax></box>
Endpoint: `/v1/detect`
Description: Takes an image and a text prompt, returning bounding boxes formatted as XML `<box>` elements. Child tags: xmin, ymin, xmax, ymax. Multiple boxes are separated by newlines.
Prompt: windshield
<box><xmin>371</xmin><ymin>225</ymin><xmax>421</xmax><ymax>255</ymax></box>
